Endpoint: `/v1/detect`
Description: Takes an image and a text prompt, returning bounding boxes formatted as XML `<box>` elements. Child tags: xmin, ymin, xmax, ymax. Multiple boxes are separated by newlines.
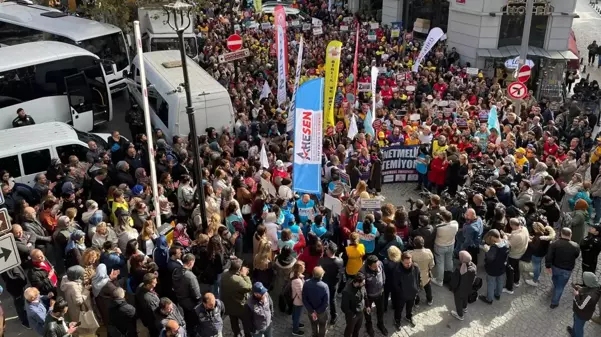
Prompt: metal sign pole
<box><xmin>133</xmin><ymin>21</ymin><xmax>162</xmax><ymax>231</ymax></box>
<box><xmin>514</xmin><ymin>0</ymin><xmax>534</xmax><ymax>118</ymax></box>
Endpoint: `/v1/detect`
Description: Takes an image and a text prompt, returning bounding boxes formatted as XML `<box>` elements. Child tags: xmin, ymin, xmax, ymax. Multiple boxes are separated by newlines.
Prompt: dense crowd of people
<box><xmin>1</xmin><ymin>1</ymin><xmax>601</xmax><ymax>337</ymax></box>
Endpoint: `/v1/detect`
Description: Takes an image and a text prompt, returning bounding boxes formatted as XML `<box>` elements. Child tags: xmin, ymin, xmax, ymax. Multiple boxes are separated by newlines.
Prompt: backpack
<box><xmin>278</xmin><ymin>276</ymin><xmax>297</xmax><ymax>314</ymax></box>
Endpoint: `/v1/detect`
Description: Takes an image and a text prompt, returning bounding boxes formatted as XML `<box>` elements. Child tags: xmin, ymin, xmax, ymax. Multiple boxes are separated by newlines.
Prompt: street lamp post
<box><xmin>164</xmin><ymin>0</ymin><xmax>208</xmax><ymax>229</ymax></box>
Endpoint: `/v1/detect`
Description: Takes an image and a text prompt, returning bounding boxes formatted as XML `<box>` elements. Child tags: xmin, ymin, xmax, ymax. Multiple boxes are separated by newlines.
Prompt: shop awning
<box><xmin>477</xmin><ymin>47</ymin><xmax>578</xmax><ymax>60</ymax></box>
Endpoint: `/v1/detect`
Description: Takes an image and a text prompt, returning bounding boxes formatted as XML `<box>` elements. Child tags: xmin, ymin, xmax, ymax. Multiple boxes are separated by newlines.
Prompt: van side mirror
<box><xmin>100</xmin><ymin>60</ymin><xmax>115</xmax><ymax>75</ymax></box>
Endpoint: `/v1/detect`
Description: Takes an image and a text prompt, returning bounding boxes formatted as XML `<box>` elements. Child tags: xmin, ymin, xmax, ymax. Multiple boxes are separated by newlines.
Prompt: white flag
<box><xmin>370</xmin><ymin>66</ymin><xmax>378</xmax><ymax>124</ymax></box>
<box><xmin>347</xmin><ymin>114</ymin><xmax>358</xmax><ymax>140</ymax></box>
<box><xmin>260</xmin><ymin>81</ymin><xmax>271</xmax><ymax>100</ymax></box>
<box><xmin>287</xmin><ymin>36</ymin><xmax>304</xmax><ymax>132</ymax></box>
<box><xmin>260</xmin><ymin>144</ymin><xmax>269</xmax><ymax>169</ymax></box>
<box><xmin>412</xmin><ymin>27</ymin><xmax>445</xmax><ymax>72</ymax></box>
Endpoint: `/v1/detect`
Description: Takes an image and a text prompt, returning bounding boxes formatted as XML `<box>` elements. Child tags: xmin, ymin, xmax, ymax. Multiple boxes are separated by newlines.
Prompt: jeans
<box><xmin>551</xmin><ymin>266</ymin><xmax>572</xmax><ymax>305</ymax></box>
<box><xmin>433</xmin><ymin>244</ymin><xmax>454</xmax><ymax>282</ymax></box>
<box><xmin>573</xmin><ymin>313</ymin><xmax>586</xmax><ymax>337</ymax></box>
<box><xmin>486</xmin><ymin>274</ymin><xmax>504</xmax><ymax>301</ymax></box>
<box><xmin>292</xmin><ymin>305</ymin><xmax>304</xmax><ymax>333</ymax></box>
<box><xmin>593</xmin><ymin>197</ymin><xmax>601</xmax><ymax>223</ymax></box>
<box><xmin>213</xmin><ymin>273</ymin><xmax>222</xmax><ymax>299</ymax></box>
<box><xmin>531</xmin><ymin>256</ymin><xmax>543</xmax><ymax>282</ymax></box>
<box><xmin>308</xmin><ymin>311</ymin><xmax>329</xmax><ymax>337</ymax></box>
<box><xmin>252</xmin><ymin>323</ymin><xmax>273</xmax><ymax>337</ymax></box>
<box><xmin>343</xmin><ymin>313</ymin><xmax>363</xmax><ymax>337</ymax></box>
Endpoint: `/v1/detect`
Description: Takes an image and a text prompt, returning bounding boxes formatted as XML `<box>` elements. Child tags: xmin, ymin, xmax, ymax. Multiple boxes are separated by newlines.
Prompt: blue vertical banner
<box><xmin>488</xmin><ymin>105</ymin><xmax>501</xmax><ymax>134</ymax></box>
<box><xmin>292</xmin><ymin>78</ymin><xmax>324</xmax><ymax>195</ymax></box>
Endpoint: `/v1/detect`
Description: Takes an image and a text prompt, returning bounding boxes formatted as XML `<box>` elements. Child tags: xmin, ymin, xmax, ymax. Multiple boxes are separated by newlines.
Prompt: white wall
<box><xmin>381</xmin><ymin>0</ymin><xmax>404</xmax><ymax>26</ymax></box>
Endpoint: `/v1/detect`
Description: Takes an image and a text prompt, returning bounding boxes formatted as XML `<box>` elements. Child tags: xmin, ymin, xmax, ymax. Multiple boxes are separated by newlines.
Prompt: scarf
<box><xmin>459</xmin><ymin>250</ymin><xmax>472</xmax><ymax>275</ymax></box>
<box><xmin>33</xmin><ymin>260</ymin><xmax>57</xmax><ymax>286</ymax></box>
<box><xmin>91</xmin><ymin>264</ymin><xmax>110</xmax><ymax>297</ymax></box>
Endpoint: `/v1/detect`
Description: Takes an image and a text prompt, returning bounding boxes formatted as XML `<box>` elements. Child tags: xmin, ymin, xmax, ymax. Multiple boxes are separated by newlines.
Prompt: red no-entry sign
<box><xmin>517</xmin><ymin>64</ymin><xmax>531</xmax><ymax>83</ymax></box>
<box><xmin>227</xmin><ymin>34</ymin><xmax>243</xmax><ymax>52</ymax></box>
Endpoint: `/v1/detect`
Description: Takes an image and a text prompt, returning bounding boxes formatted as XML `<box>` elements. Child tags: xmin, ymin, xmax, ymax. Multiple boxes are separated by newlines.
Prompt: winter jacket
<box><xmin>375</xmin><ymin>236</ymin><xmax>404</xmax><ymax>261</ymax></box>
<box><xmin>434</xmin><ymin>221</ymin><xmax>459</xmax><ymax>247</ymax></box>
<box><xmin>428</xmin><ymin>157</ymin><xmax>448</xmax><ymax>186</ymax></box>
<box><xmin>570</xmin><ymin>210</ymin><xmax>589</xmax><ymax>244</ymax></box>
<box><xmin>449</xmin><ymin>262</ymin><xmax>477</xmax><ymax>298</ymax></box>
<box><xmin>360</xmin><ymin>261</ymin><xmax>385</xmax><ymax>297</ymax></box>
<box><xmin>42</xmin><ymin>313</ymin><xmax>69</xmax><ymax>337</ymax></box>
<box><xmin>513</xmin><ymin>188</ymin><xmax>534</xmax><ymax>209</ymax></box>
<box><xmin>220</xmin><ymin>270</ymin><xmax>252</xmax><ymax>317</ymax></box>
<box><xmin>291</xmin><ymin>276</ymin><xmax>304</xmax><ymax>306</ymax></box>
<box><xmin>302</xmin><ymin>278</ymin><xmax>330</xmax><ymax>314</ymax></box>
<box><xmin>507</xmin><ymin>226</ymin><xmax>530</xmax><ymax>259</ymax></box>
<box><xmin>484</xmin><ymin>240</ymin><xmax>510</xmax><ymax>277</ymax></box>
<box><xmin>155</xmin><ymin>305</ymin><xmax>186</xmax><ymax>333</ymax></box>
<box><xmin>25</xmin><ymin>299</ymin><xmax>48</xmax><ymax>336</ymax></box>
<box><xmin>340</xmin><ymin>282</ymin><xmax>366</xmax><ymax>315</ymax></box>
<box><xmin>580</xmin><ymin>233</ymin><xmax>601</xmax><ymax>269</ymax></box>
<box><xmin>273</xmin><ymin>258</ymin><xmax>297</xmax><ymax>295</ymax></box>
<box><xmin>392</xmin><ymin>264</ymin><xmax>421</xmax><ymax>301</ymax></box>
<box><xmin>340</xmin><ymin>208</ymin><xmax>359</xmax><ymax>240</ymax></box>
<box><xmin>246</xmin><ymin>294</ymin><xmax>274</xmax><ymax>332</ymax></box>
<box><xmin>318</xmin><ymin>256</ymin><xmax>344</xmax><ymax>287</ymax></box>
<box><xmin>109</xmin><ymin>298</ymin><xmax>137</xmax><ymax>337</ymax></box>
<box><xmin>27</xmin><ymin>264</ymin><xmax>56</xmax><ymax>295</ymax></box>
<box><xmin>528</xmin><ymin>227</ymin><xmax>556</xmax><ymax>258</ymax></box>
<box><xmin>407</xmin><ymin>248</ymin><xmax>434</xmax><ymax>287</ymax></box>
<box><xmin>172</xmin><ymin>267</ymin><xmax>201</xmax><ymax>311</ymax></box>
<box><xmin>345</xmin><ymin>244</ymin><xmax>365</xmax><ymax>275</ymax></box>
<box><xmin>573</xmin><ymin>286</ymin><xmax>601</xmax><ymax>321</ymax></box>
<box><xmin>546</xmin><ymin>238</ymin><xmax>581</xmax><ymax>271</ymax></box>
<box><xmin>196</xmin><ymin>299</ymin><xmax>225</xmax><ymax>337</ymax></box>
<box><xmin>60</xmin><ymin>276</ymin><xmax>95</xmax><ymax>334</ymax></box>
<box><xmin>461</xmin><ymin>218</ymin><xmax>483</xmax><ymax>250</ymax></box>
<box><xmin>134</xmin><ymin>287</ymin><xmax>160</xmax><ymax>334</ymax></box>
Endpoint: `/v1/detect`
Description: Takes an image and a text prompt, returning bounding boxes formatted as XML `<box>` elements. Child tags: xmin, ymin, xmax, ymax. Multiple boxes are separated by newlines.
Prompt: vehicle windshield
<box><xmin>74</xmin><ymin>128</ymin><xmax>108</xmax><ymax>150</ymax></box>
<box><xmin>78</xmin><ymin>32</ymin><xmax>129</xmax><ymax>71</ymax></box>
<box><xmin>151</xmin><ymin>37</ymin><xmax>198</xmax><ymax>58</ymax></box>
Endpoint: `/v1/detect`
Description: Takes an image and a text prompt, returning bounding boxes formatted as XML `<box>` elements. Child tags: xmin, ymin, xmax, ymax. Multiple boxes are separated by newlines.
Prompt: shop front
<box><xmin>447</xmin><ymin>0</ymin><xmax>579</xmax><ymax>100</ymax></box>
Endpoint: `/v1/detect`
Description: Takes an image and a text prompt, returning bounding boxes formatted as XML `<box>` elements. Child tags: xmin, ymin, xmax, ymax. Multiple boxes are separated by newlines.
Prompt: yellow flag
<box><xmin>323</xmin><ymin>40</ymin><xmax>342</xmax><ymax>131</ymax></box>
<box><xmin>254</xmin><ymin>0</ymin><xmax>263</xmax><ymax>14</ymax></box>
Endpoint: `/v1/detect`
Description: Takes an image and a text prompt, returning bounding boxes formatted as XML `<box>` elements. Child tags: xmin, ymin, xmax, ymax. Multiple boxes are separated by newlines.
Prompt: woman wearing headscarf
<box><xmin>570</xmin><ymin>199</ymin><xmax>591</xmax><ymax>244</ymax></box>
<box><xmin>135</xmin><ymin>167</ymin><xmax>150</xmax><ymax>186</ymax></box>
<box><xmin>60</xmin><ymin>265</ymin><xmax>98</xmax><ymax>336</ymax></box>
<box><xmin>91</xmin><ymin>264</ymin><xmax>119</xmax><ymax>325</ymax></box>
<box><xmin>530</xmin><ymin>162</ymin><xmax>549</xmax><ymax>204</ymax></box>
<box><xmin>568</xmin><ymin>272</ymin><xmax>601</xmax><ymax>337</ymax></box>
<box><xmin>64</xmin><ymin>230</ymin><xmax>86</xmax><ymax>270</ymax></box>
<box><xmin>449</xmin><ymin>250</ymin><xmax>477</xmax><ymax>321</ymax></box>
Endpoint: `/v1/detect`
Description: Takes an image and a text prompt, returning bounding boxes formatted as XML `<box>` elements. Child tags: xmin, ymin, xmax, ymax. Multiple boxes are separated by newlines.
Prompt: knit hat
<box><xmin>132</xmin><ymin>185</ymin><xmax>144</xmax><ymax>196</ymax></box>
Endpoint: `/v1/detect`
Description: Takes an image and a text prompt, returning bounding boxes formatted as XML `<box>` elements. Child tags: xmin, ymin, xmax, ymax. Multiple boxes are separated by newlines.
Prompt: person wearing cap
<box><xmin>514</xmin><ymin>148</ymin><xmax>529</xmax><ymax>174</ymax></box>
<box><xmin>580</xmin><ymin>224</ymin><xmax>601</xmax><ymax>275</ymax></box>
<box><xmin>246</xmin><ymin>282</ymin><xmax>274</xmax><ymax>337</ymax></box>
<box><xmin>272</xmin><ymin>160</ymin><xmax>289</xmax><ymax>184</ymax></box>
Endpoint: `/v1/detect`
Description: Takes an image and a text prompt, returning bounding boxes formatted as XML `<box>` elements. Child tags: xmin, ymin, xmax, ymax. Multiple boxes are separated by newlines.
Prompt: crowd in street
<box><xmin>1</xmin><ymin>1</ymin><xmax>601</xmax><ymax>337</ymax></box>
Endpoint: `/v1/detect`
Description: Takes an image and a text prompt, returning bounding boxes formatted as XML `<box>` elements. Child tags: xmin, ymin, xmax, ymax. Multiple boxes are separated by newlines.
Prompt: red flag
<box><xmin>353</xmin><ymin>23</ymin><xmax>360</xmax><ymax>95</ymax></box>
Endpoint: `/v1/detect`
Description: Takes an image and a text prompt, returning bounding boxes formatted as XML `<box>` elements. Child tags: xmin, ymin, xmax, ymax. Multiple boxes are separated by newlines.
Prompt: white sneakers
<box><xmin>525</xmin><ymin>279</ymin><xmax>539</xmax><ymax>286</ymax></box>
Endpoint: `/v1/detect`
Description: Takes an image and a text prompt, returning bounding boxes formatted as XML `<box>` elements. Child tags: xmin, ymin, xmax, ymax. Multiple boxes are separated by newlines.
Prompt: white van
<box><xmin>127</xmin><ymin>51</ymin><xmax>235</xmax><ymax>141</ymax></box>
<box><xmin>0</xmin><ymin>122</ymin><xmax>111</xmax><ymax>186</ymax></box>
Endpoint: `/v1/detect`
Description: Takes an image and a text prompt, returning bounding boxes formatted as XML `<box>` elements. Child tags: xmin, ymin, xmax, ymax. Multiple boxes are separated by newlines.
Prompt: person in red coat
<box><xmin>428</xmin><ymin>152</ymin><xmax>449</xmax><ymax>194</ymax></box>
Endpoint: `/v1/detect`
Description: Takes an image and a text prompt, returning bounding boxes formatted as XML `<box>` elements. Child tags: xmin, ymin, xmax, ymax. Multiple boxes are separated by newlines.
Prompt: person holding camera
<box><xmin>220</xmin><ymin>258</ymin><xmax>252</xmax><ymax>337</ymax></box>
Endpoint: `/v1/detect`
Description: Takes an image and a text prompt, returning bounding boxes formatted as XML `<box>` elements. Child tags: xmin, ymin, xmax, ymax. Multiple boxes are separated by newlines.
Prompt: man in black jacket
<box><xmin>317</xmin><ymin>242</ymin><xmax>344</xmax><ymax>325</ymax></box>
<box><xmin>580</xmin><ymin>224</ymin><xmax>601</xmax><ymax>274</ymax></box>
<box><xmin>109</xmin><ymin>287</ymin><xmax>137</xmax><ymax>337</ymax></box>
<box><xmin>43</xmin><ymin>298</ymin><xmax>77</xmax><ymax>337</ymax></box>
<box><xmin>341</xmin><ymin>273</ymin><xmax>366</xmax><ymax>337</ymax></box>
<box><xmin>392</xmin><ymin>252</ymin><xmax>421</xmax><ymax>329</ymax></box>
<box><xmin>546</xmin><ymin>227</ymin><xmax>581</xmax><ymax>309</ymax></box>
<box><xmin>155</xmin><ymin>297</ymin><xmax>186</xmax><ymax>333</ymax></box>
<box><xmin>135</xmin><ymin>273</ymin><xmax>161</xmax><ymax>337</ymax></box>
<box><xmin>172</xmin><ymin>253</ymin><xmax>201</xmax><ymax>336</ymax></box>
<box><xmin>12</xmin><ymin>224</ymin><xmax>51</xmax><ymax>266</ymax></box>
<box><xmin>541</xmin><ymin>175</ymin><xmax>562</xmax><ymax>203</ymax></box>
<box><xmin>360</xmin><ymin>256</ymin><xmax>388</xmax><ymax>336</ymax></box>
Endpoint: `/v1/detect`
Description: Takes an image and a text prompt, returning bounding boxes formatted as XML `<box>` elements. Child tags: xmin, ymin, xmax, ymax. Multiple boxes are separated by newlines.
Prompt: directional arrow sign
<box><xmin>507</xmin><ymin>81</ymin><xmax>528</xmax><ymax>100</ymax></box>
<box><xmin>0</xmin><ymin>234</ymin><xmax>20</xmax><ymax>274</ymax></box>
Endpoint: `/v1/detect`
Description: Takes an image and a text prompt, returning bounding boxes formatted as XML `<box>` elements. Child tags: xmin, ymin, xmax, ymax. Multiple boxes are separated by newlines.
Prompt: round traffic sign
<box><xmin>517</xmin><ymin>64</ymin><xmax>531</xmax><ymax>83</ymax></box>
<box><xmin>226</xmin><ymin>34</ymin><xmax>243</xmax><ymax>52</ymax></box>
<box><xmin>507</xmin><ymin>81</ymin><xmax>528</xmax><ymax>100</ymax></box>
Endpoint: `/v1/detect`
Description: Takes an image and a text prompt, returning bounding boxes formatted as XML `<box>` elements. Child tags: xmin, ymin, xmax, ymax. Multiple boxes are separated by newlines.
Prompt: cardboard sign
<box><xmin>405</xmin><ymin>85</ymin><xmax>416</xmax><ymax>92</ymax></box>
<box><xmin>466</xmin><ymin>67</ymin><xmax>479</xmax><ymax>76</ymax></box>
<box><xmin>313</xmin><ymin>27</ymin><xmax>323</xmax><ymax>35</ymax></box>
<box><xmin>340</xmin><ymin>25</ymin><xmax>349</xmax><ymax>31</ymax></box>
<box><xmin>368</xmin><ymin>32</ymin><xmax>376</xmax><ymax>41</ymax></box>
<box><xmin>479</xmin><ymin>110</ymin><xmax>490</xmax><ymax>121</ymax></box>
<box><xmin>391</xmin><ymin>28</ymin><xmax>400</xmax><ymax>38</ymax></box>
<box><xmin>370</xmin><ymin>22</ymin><xmax>379</xmax><ymax>30</ymax></box>
<box><xmin>343</xmin><ymin>16</ymin><xmax>354</xmax><ymax>23</ymax></box>
<box><xmin>261</xmin><ymin>23</ymin><xmax>272</xmax><ymax>30</ymax></box>
<box><xmin>378</xmin><ymin>67</ymin><xmax>387</xmax><ymax>74</ymax></box>
<box><xmin>360</xmin><ymin>198</ymin><xmax>381</xmax><ymax>211</ymax></box>
<box><xmin>312</xmin><ymin>18</ymin><xmax>322</xmax><ymax>26</ymax></box>
<box><xmin>291</xmin><ymin>20</ymin><xmax>300</xmax><ymax>27</ymax></box>
<box><xmin>324</xmin><ymin>194</ymin><xmax>343</xmax><ymax>216</ymax></box>
<box><xmin>357</xmin><ymin>82</ymin><xmax>371</xmax><ymax>92</ymax></box>
<box><xmin>456</xmin><ymin>118</ymin><xmax>468</xmax><ymax>128</ymax></box>
<box><xmin>303</xmin><ymin>23</ymin><xmax>312</xmax><ymax>31</ymax></box>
